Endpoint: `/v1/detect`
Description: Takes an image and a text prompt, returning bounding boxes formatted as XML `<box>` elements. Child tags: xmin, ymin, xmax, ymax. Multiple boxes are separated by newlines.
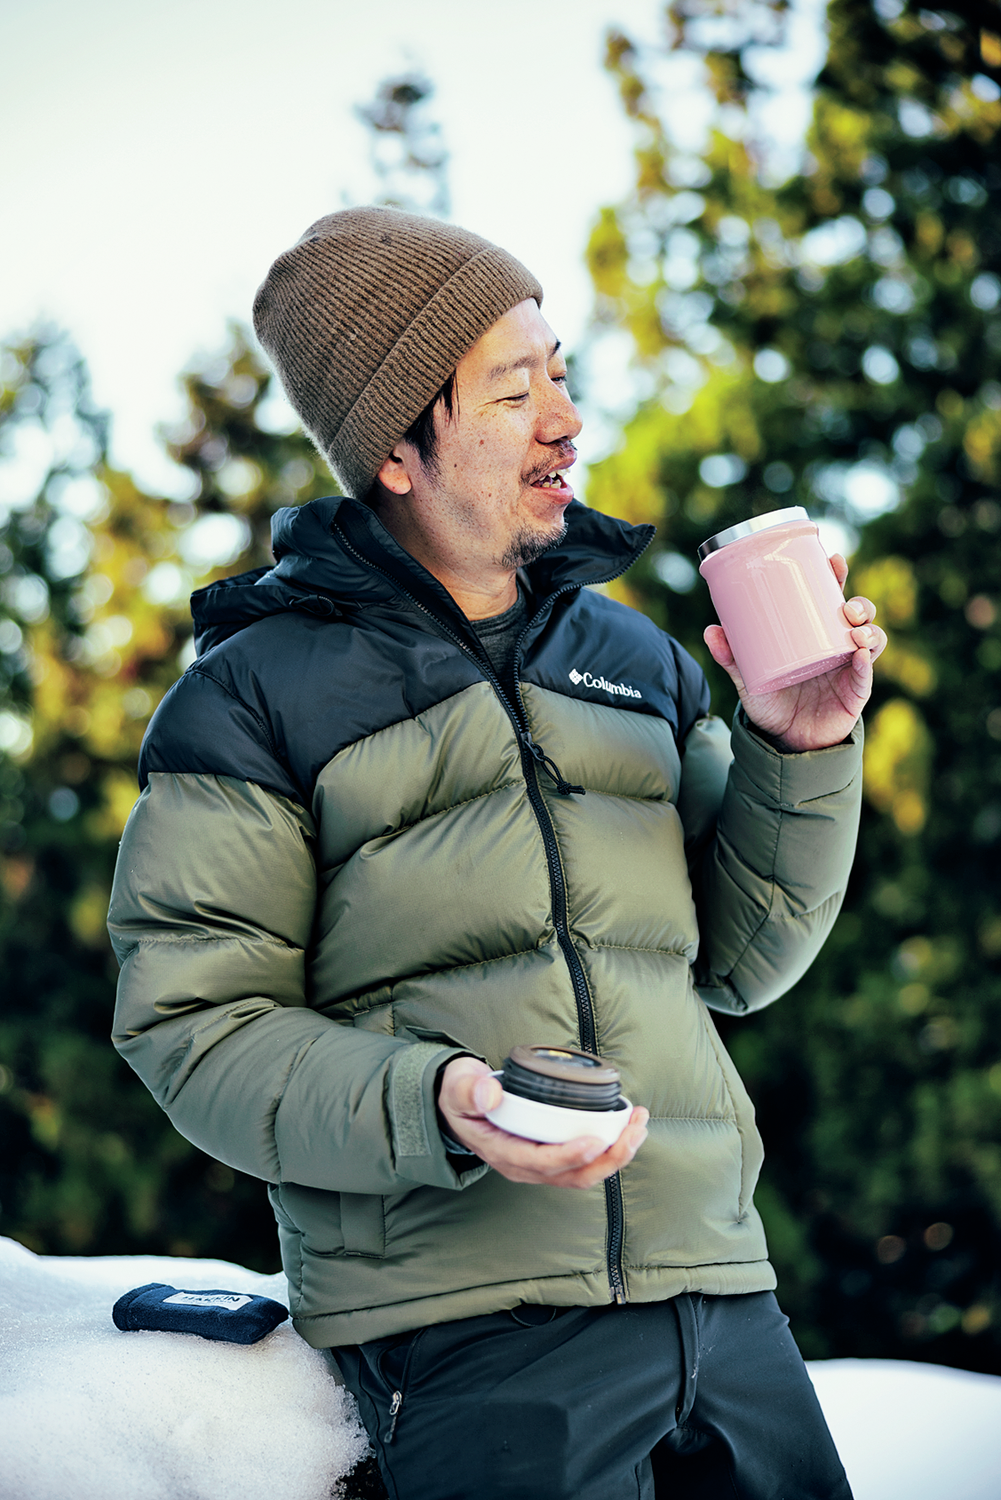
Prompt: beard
<box><xmin>500</xmin><ymin>518</ymin><xmax>569</xmax><ymax>571</ymax></box>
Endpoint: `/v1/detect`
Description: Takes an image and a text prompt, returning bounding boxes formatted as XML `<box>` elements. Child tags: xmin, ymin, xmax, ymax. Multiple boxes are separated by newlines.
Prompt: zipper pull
<box><xmin>518</xmin><ymin>731</ymin><xmax>586</xmax><ymax>797</ymax></box>
<box><xmin>387</xmin><ymin>1390</ymin><xmax>403</xmax><ymax>1443</ymax></box>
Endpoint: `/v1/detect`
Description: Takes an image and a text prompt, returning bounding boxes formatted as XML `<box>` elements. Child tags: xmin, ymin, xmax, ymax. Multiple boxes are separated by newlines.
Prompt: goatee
<box><xmin>500</xmin><ymin>520</ymin><xmax>568</xmax><ymax>571</ymax></box>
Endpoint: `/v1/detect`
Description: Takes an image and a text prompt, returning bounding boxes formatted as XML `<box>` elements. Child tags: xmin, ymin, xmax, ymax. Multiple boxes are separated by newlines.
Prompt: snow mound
<box><xmin>0</xmin><ymin>1236</ymin><xmax>368</xmax><ymax>1500</ymax></box>
<box><xmin>3</xmin><ymin>1234</ymin><xmax>1001</xmax><ymax>1499</ymax></box>
<box><xmin>808</xmin><ymin>1357</ymin><xmax>1001</xmax><ymax>1500</ymax></box>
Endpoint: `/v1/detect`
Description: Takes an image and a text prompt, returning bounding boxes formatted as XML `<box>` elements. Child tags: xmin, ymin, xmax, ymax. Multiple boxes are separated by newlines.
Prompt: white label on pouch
<box><xmin>162</xmin><ymin>1291</ymin><xmax>253</xmax><ymax>1311</ymax></box>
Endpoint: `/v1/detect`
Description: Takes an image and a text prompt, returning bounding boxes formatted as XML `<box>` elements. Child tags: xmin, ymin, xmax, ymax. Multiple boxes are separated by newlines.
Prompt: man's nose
<box><xmin>538</xmin><ymin>383</ymin><xmax>583</xmax><ymax>443</ymax></box>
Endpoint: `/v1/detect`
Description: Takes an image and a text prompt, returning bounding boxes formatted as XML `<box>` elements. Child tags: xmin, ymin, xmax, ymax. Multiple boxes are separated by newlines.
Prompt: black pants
<box><xmin>334</xmin><ymin>1291</ymin><xmax>853</xmax><ymax>1500</ymax></box>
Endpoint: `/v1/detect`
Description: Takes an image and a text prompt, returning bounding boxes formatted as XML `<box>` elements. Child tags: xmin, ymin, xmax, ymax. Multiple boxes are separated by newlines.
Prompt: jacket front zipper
<box><xmin>509</xmin><ymin>618</ymin><xmax>628</xmax><ymax>1305</ymax></box>
<box><xmin>335</xmin><ymin>521</ymin><xmax>648</xmax><ymax>1306</ymax></box>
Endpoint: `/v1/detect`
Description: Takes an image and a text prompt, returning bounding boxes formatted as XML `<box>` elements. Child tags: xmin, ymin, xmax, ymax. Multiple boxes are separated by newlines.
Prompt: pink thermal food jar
<box><xmin>697</xmin><ymin>507</ymin><xmax>856</xmax><ymax>695</ymax></box>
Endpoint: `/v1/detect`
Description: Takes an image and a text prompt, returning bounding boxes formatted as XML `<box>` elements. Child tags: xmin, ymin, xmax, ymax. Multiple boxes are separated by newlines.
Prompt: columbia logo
<box><xmin>568</xmin><ymin>668</ymin><xmax>642</xmax><ymax>700</ymax></box>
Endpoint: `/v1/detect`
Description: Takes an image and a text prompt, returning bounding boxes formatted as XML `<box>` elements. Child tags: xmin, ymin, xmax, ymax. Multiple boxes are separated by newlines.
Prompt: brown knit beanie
<box><xmin>252</xmin><ymin>207</ymin><xmax>543</xmax><ymax>497</ymax></box>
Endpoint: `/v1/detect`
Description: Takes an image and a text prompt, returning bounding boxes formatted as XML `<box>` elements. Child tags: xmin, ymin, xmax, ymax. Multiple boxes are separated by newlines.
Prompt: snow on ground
<box><xmin>0</xmin><ymin>1236</ymin><xmax>368</xmax><ymax>1500</ymax></box>
<box><xmin>808</xmin><ymin>1357</ymin><xmax>1001</xmax><ymax>1500</ymax></box>
<box><xmin>2</xmin><ymin>1234</ymin><xmax>1000</xmax><ymax>1499</ymax></box>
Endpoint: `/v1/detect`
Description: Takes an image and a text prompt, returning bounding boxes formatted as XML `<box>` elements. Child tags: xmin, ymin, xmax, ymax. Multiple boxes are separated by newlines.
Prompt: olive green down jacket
<box><xmin>108</xmin><ymin>497</ymin><xmax>863</xmax><ymax>1348</ymax></box>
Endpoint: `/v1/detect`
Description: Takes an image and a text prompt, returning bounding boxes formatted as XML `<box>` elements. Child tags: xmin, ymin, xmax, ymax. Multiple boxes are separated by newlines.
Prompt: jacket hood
<box><xmin>190</xmin><ymin>495</ymin><xmax>653</xmax><ymax>656</ymax></box>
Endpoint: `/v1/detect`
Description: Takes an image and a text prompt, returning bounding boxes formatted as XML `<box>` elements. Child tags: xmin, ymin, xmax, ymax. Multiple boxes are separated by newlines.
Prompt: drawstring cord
<box><xmin>518</xmin><ymin>731</ymin><xmax>586</xmax><ymax>798</ymax></box>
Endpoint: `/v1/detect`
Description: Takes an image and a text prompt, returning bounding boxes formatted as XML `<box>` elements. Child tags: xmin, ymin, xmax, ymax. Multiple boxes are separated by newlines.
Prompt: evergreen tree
<box><xmin>357</xmin><ymin>71</ymin><xmax>450</xmax><ymax>218</ymax></box>
<box><xmin>163</xmin><ymin>322</ymin><xmax>335</xmax><ymax>571</ymax></box>
<box><xmin>586</xmin><ymin>0</ymin><xmax>1001</xmax><ymax>1371</ymax></box>
<box><xmin>0</xmin><ymin>331</ymin><xmax>212</xmax><ymax>1258</ymax></box>
<box><xmin>0</xmin><ymin>327</ymin><xmax>332</xmax><ymax>1268</ymax></box>
<box><xmin>0</xmin><ymin>71</ymin><xmax>450</xmax><ymax>1281</ymax></box>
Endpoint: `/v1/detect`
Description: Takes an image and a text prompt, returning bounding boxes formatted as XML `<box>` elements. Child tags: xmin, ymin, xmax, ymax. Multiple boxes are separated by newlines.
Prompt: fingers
<box><xmin>843</xmin><ymin>591</ymin><xmax>887</xmax><ymax>669</ymax></box>
<box><xmin>843</xmin><ymin>593</ymin><xmax>876</xmax><ymax>627</ymax></box>
<box><xmin>829</xmin><ymin>553</ymin><xmax>849</xmax><ymax>589</ymax></box>
<box><xmin>849</xmin><ymin>622</ymin><xmax>887</xmax><ymax>660</ymax></box>
<box><xmin>523</xmin><ymin>1107</ymin><xmax>650</xmax><ymax>1190</ymax></box>
<box><xmin>703</xmin><ymin>625</ymin><xmax>746</xmax><ymax>698</ymax></box>
<box><xmin>438</xmin><ymin>1055</ymin><xmax>653</xmax><ymax>1187</ymax></box>
<box><xmin>844</xmin><ymin>612</ymin><xmax>887</xmax><ymax>709</ymax></box>
<box><xmin>457</xmin><ymin>1118</ymin><xmax>600</xmax><ymax>1179</ymax></box>
<box><xmin>552</xmin><ymin>1107</ymin><xmax>650</xmax><ymax>1189</ymax></box>
<box><xmin>850</xmin><ymin>644</ymin><xmax>873</xmax><ymax>694</ymax></box>
<box><xmin>843</xmin><ymin>593</ymin><xmax>887</xmax><ymax>673</ymax></box>
<box><xmin>460</xmin><ymin>1105</ymin><xmax>650</xmax><ymax>1189</ymax></box>
<box><xmin>702</xmin><ymin>624</ymin><xmax>734</xmax><ymax>668</ymax></box>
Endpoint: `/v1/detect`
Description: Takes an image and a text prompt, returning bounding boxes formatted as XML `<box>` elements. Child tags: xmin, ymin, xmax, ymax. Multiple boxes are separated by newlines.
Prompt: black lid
<box><xmin>501</xmin><ymin>1046</ymin><xmax>622</xmax><ymax>1110</ymax></box>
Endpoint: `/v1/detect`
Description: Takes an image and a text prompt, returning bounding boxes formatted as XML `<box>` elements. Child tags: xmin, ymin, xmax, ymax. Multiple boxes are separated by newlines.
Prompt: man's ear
<box><xmin>376</xmin><ymin>444</ymin><xmax>415</xmax><ymax>496</ymax></box>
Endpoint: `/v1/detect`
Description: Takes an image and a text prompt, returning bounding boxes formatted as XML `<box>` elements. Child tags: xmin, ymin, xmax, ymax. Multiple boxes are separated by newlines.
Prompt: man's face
<box><xmin>389</xmin><ymin>299</ymin><xmax>582</xmax><ymax>574</ymax></box>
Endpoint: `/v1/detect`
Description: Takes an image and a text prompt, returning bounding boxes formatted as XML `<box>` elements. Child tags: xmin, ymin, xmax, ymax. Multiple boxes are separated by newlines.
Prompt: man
<box><xmin>109</xmin><ymin>208</ymin><xmax>885</xmax><ymax>1499</ymax></box>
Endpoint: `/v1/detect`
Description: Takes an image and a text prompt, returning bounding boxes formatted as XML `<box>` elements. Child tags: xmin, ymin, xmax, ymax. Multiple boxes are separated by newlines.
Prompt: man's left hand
<box><xmin>703</xmin><ymin>553</ymin><xmax>887</xmax><ymax>753</ymax></box>
<box><xmin>437</xmin><ymin>1056</ymin><xmax>649</xmax><ymax>1190</ymax></box>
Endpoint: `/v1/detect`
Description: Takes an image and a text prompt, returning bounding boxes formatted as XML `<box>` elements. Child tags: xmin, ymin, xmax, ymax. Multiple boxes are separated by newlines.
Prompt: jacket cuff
<box><xmin>732</xmin><ymin>709</ymin><xmax>863</xmax><ymax>806</ymax></box>
<box><xmin>387</xmin><ymin>1043</ymin><xmax>490</xmax><ymax>1190</ymax></box>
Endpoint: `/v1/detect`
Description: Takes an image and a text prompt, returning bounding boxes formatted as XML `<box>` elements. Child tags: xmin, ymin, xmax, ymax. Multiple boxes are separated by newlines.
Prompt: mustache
<box><xmin>525</xmin><ymin>444</ymin><xmax>577</xmax><ymax>485</ymax></box>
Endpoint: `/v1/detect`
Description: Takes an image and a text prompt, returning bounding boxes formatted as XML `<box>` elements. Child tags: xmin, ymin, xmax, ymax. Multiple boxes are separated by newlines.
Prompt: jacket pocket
<box><xmin>272</xmin><ymin>1181</ymin><xmax>386</xmax><ymax>1258</ymax></box>
<box><xmin>340</xmin><ymin>1192</ymin><xmax>386</xmax><ymax>1257</ymax></box>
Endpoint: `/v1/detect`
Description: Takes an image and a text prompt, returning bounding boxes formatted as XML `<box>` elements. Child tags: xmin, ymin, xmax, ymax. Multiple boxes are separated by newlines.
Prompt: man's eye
<box><xmin>503</xmin><ymin>391</ymin><xmax>530</xmax><ymax>403</ymax></box>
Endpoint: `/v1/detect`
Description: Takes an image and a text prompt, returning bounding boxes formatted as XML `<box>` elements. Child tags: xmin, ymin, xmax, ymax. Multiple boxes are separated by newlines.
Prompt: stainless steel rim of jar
<box><xmin>697</xmin><ymin>506</ymin><xmax>812</xmax><ymax>563</ymax></box>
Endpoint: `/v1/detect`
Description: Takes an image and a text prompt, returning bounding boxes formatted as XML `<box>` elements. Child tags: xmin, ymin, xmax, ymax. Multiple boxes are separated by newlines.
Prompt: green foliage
<box><xmin>1</xmin><ymin>19</ymin><xmax>998</xmax><ymax>1419</ymax></box>
<box><xmin>0</xmin><ymin>68</ymin><xmax>446</xmax><ymax>1299</ymax></box>
<box><xmin>588</xmin><ymin>0</ymin><xmax>1001</xmax><ymax>1371</ymax></box>
<box><xmin>0</xmin><ymin>328</ymin><xmax>330</xmax><ymax>1268</ymax></box>
<box><xmin>164</xmin><ymin>322</ymin><xmax>337</xmax><ymax>567</ymax></box>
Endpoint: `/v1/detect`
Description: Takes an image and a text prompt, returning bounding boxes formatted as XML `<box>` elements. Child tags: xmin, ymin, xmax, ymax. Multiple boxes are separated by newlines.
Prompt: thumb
<box><xmin>471</xmin><ymin>1072</ymin><xmax>503</xmax><ymax>1115</ymax></box>
<box><xmin>440</xmin><ymin>1056</ymin><xmax>499</xmax><ymax>1118</ymax></box>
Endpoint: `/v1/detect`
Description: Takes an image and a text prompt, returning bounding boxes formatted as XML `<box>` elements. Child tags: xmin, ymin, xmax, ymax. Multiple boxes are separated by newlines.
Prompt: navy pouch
<box><xmin>112</xmin><ymin>1283</ymin><xmax>288</xmax><ymax>1344</ymax></box>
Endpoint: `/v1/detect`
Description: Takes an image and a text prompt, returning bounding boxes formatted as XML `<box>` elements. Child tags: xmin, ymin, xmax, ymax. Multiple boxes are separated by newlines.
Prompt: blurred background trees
<box><xmin>584</xmin><ymin>0</ymin><xmax>1001</xmax><ymax>1372</ymax></box>
<box><xmin>0</xmin><ymin>328</ymin><xmax>328</xmax><ymax>1271</ymax></box>
<box><xmin>1</xmin><ymin>3</ymin><xmax>1000</xmax><ymax>1374</ymax></box>
<box><xmin>357</xmin><ymin>70</ymin><xmax>450</xmax><ymax>216</ymax></box>
<box><xmin>0</xmin><ymin>70</ymin><xmax>443</xmax><ymax>1273</ymax></box>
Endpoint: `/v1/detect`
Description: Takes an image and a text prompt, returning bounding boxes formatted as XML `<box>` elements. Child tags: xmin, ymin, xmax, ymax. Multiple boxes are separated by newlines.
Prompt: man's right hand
<box><xmin>437</xmin><ymin>1055</ymin><xmax>649</xmax><ymax>1190</ymax></box>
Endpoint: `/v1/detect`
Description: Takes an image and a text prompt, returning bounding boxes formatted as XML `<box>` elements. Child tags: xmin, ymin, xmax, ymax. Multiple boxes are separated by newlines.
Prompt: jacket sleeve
<box><xmin>677</xmin><ymin>709</ymin><xmax>863</xmax><ymax>1015</ymax></box>
<box><xmin>108</xmin><ymin>767</ymin><xmax>487</xmax><ymax>1194</ymax></box>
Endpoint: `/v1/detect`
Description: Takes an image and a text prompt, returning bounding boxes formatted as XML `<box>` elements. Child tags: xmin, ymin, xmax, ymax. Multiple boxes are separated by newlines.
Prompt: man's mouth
<box><xmin>531</xmin><ymin>470</ymin><xmax>571</xmax><ymax>490</ymax></box>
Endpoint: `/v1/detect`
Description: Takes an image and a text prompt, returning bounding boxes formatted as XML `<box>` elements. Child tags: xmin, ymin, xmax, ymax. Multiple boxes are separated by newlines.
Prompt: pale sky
<box><xmin>0</xmin><ymin>0</ymin><xmax>824</xmax><ymax>498</ymax></box>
